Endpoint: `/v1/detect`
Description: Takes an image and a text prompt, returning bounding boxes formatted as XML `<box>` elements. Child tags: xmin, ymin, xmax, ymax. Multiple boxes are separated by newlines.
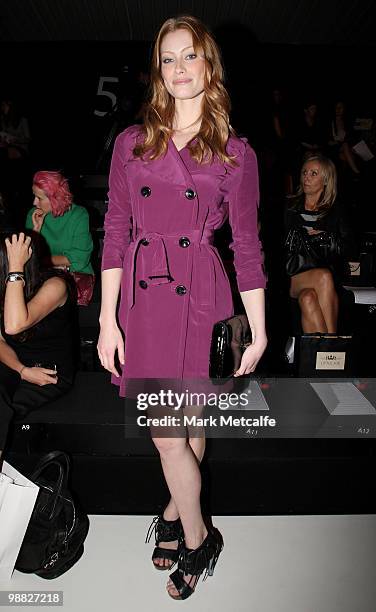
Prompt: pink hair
<box><xmin>33</xmin><ymin>171</ymin><xmax>73</xmax><ymax>217</ymax></box>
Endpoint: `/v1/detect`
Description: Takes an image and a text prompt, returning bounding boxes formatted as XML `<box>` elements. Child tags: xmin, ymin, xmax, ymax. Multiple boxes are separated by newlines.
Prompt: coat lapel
<box><xmin>168</xmin><ymin>138</ymin><xmax>200</xmax><ymax>196</ymax></box>
<box><xmin>132</xmin><ymin>140</ymin><xmax>187</xmax><ymax>187</ymax></box>
<box><xmin>128</xmin><ymin>134</ymin><xmax>227</xmax><ymax>188</ymax></box>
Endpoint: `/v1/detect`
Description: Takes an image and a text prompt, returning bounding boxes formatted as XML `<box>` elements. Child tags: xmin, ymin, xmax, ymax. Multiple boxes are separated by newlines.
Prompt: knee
<box><xmin>298</xmin><ymin>288</ymin><xmax>318</xmax><ymax>313</ymax></box>
<box><xmin>152</xmin><ymin>437</ymin><xmax>186</xmax><ymax>457</ymax></box>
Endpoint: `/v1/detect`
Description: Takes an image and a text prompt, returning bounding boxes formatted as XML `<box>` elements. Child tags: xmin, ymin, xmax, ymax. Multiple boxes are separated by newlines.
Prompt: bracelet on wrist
<box><xmin>6</xmin><ymin>272</ymin><xmax>25</xmax><ymax>286</ymax></box>
<box><xmin>19</xmin><ymin>365</ymin><xmax>27</xmax><ymax>377</ymax></box>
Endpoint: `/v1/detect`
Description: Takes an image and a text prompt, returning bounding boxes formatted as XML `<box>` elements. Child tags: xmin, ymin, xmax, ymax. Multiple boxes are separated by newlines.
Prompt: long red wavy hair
<box><xmin>133</xmin><ymin>15</ymin><xmax>236</xmax><ymax>165</ymax></box>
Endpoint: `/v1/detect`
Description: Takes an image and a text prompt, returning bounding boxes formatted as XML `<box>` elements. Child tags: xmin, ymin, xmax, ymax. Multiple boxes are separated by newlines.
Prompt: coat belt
<box><xmin>128</xmin><ymin>228</ymin><xmax>215</xmax><ymax>309</ymax></box>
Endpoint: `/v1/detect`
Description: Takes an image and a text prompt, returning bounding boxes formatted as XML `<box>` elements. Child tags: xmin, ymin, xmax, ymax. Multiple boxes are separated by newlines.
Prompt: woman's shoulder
<box><xmin>226</xmin><ymin>133</ymin><xmax>256</xmax><ymax>161</ymax></box>
<box><xmin>41</xmin><ymin>272</ymin><xmax>75</xmax><ymax>304</ymax></box>
<box><xmin>284</xmin><ymin>197</ymin><xmax>304</xmax><ymax>225</ymax></box>
<box><xmin>37</xmin><ymin>275</ymin><xmax>69</xmax><ymax>306</ymax></box>
<box><xmin>67</xmin><ymin>203</ymin><xmax>89</xmax><ymax>221</ymax></box>
<box><xmin>222</xmin><ymin>134</ymin><xmax>258</xmax><ymax>182</ymax></box>
<box><xmin>115</xmin><ymin>124</ymin><xmax>144</xmax><ymax>148</ymax></box>
<box><xmin>110</xmin><ymin>124</ymin><xmax>145</xmax><ymax>164</ymax></box>
<box><xmin>324</xmin><ymin>199</ymin><xmax>349</xmax><ymax>221</ymax></box>
<box><xmin>41</xmin><ymin>273</ymin><xmax>68</xmax><ymax>289</ymax></box>
<box><xmin>330</xmin><ymin>198</ymin><xmax>343</xmax><ymax>211</ymax></box>
<box><xmin>285</xmin><ymin>195</ymin><xmax>303</xmax><ymax>210</ymax></box>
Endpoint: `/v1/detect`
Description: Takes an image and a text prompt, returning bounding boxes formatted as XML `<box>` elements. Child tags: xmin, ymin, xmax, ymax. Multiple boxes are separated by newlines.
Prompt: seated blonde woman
<box><xmin>284</xmin><ymin>154</ymin><xmax>354</xmax><ymax>333</ymax></box>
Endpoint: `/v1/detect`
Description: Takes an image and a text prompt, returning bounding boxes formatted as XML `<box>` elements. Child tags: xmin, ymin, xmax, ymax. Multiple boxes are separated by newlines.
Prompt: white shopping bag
<box><xmin>0</xmin><ymin>461</ymin><xmax>39</xmax><ymax>581</ymax></box>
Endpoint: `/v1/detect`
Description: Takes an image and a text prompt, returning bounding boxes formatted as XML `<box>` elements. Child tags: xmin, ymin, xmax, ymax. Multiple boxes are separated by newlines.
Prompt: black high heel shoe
<box><xmin>145</xmin><ymin>515</ymin><xmax>184</xmax><ymax>571</ymax></box>
<box><xmin>167</xmin><ymin>527</ymin><xmax>224</xmax><ymax>600</ymax></box>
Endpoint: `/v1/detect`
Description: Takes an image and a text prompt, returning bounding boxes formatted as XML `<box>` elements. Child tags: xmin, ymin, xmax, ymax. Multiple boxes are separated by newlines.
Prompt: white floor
<box><xmin>2</xmin><ymin>515</ymin><xmax>376</xmax><ymax>612</ymax></box>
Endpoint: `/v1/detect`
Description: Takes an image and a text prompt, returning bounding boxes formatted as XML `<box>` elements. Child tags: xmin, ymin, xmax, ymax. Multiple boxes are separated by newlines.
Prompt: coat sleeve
<box><xmin>284</xmin><ymin>201</ymin><xmax>301</xmax><ymax>237</ymax></box>
<box><xmin>327</xmin><ymin>202</ymin><xmax>357</xmax><ymax>260</ymax></box>
<box><xmin>101</xmin><ymin>130</ymin><xmax>133</xmax><ymax>271</ymax></box>
<box><xmin>226</xmin><ymin>141</ymin><xmax>266</xmax><ymax>292</ymax></box>
<box><xmin>62</xmin><ymin>207</ymin><xmax>93</xmax><ymax>272</ymax></box>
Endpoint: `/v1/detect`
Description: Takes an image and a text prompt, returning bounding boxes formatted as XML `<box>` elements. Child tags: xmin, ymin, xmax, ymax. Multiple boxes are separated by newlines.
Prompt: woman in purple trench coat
<box><xmin>98</xmin><ymin>16</ymin><xmax>267</xmax><ymax>601</ymax></box>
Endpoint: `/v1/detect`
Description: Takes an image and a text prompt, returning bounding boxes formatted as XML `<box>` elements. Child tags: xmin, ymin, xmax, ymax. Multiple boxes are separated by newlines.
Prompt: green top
<box><xmin>26</xmin><ymin>203</ymin><xmax>94</xmax><ymax>274</ymax></box>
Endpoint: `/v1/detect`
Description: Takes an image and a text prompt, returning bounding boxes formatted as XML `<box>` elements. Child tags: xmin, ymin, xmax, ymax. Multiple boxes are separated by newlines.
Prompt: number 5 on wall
<box><xmin>94</xmin><ymin>76</ymin><xmax>119</xmax><ymax>117</ymax></box>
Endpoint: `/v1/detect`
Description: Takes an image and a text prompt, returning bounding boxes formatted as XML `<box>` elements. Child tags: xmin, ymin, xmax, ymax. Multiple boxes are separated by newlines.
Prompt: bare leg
<box><xmin>152</xmin><ymin>436</ymin><xmax>208</xmax><ymax>597</ymax></box>
<box><xmin>290</xmin><ymin>268</ymin><xmax>339</xmax><ymax>333</ymax></box>
<box><xmin>155</xmin><ymin>439</ymin><xmax>207</xmax><ymax>548</ymax></box>
<box><xmin>298</xmin><ymin>288</ymin><xmax>328</xmax><ymax>333</ymax></box>
<box><xmin>153</xmin><ymin>436</ymin><xmax>205</xmax><ymax>568</ymax></box>
<box><xmin>163</xmin><ymin>435</ymin><xmax>205</xmax><ymax>520</ymax></box>
<box><xmin>313</xmin><ymin>270</ymin><xmax>339</xmax><ymax>332</ymax></box>
<box><xmin>153</xmin><ymin>405</ymin><xmax>206</xmax><ymax>568</ymax></box>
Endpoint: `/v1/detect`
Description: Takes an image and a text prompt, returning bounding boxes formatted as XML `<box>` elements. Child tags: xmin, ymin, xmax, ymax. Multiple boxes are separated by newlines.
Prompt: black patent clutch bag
<box><xmin>209</xmin><ymin>314</ymin><xmax>252</xmax><ymax>378</ymax></box>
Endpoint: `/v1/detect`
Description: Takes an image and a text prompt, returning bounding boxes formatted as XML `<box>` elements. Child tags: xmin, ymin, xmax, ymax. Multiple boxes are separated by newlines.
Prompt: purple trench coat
<box><xmin>101</xmin><ymin>125</ymin><xmax>266</xmax><ymax>397</ymax></box>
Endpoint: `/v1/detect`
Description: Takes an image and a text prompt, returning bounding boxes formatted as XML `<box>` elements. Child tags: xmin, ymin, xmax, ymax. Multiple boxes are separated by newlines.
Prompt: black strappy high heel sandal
<box><xmin>145</xmin><ymin>515</ymin><xmax>184</xmax><ymax>571</ymax></box>
<box><xmin>167</xmin><ymin>526</ymin><xmax>224</xmax><ymax>600</ymax></box>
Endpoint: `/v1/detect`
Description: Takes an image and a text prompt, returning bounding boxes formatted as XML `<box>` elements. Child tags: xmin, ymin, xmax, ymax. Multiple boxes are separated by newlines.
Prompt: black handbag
<box><xmin>209</xmin><ymin>314</ymin><xmax>252</xmax><ymax>378</ymax></box>
<box><xmin>15</xmin><ymin>450</ymin><xmax>89</xmax><ymax>579</ymax></box>
<box><xmin>285</xmin><ymin>227</ymin><xmax>341</xmax><ymax>277</ymax></box>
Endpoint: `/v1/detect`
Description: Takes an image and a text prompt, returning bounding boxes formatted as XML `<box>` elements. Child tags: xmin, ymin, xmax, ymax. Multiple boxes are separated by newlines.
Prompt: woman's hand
<box><xmin>31</xmin><ymin>208</ymin><xmax>47</xmax><ymax>233</ymax></box>
<box><xmin>97</xmin><ymin>320</ymin><xmax>125</xmax><ymax>378</ymax></box>
<box><xmin>5</xmin><ymin>233</ymin><xmax>32</xmax><ymax>271</ymax></box>
<box><xmin>234</xmin><ymin>337</ymin><xmax>268</xmax><ymax>377</ymax></box>
<box><xmin>21</xmin><ymin>366</ymin><xmax>58</xmax><ymax>386</ymax></box>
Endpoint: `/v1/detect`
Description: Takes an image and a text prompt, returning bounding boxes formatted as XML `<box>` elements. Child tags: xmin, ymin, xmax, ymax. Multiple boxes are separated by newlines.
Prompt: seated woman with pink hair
<box><xmin>25</xmin><ymin>171</ymin><xmax>94</xmax><ymax>304</ymax></box>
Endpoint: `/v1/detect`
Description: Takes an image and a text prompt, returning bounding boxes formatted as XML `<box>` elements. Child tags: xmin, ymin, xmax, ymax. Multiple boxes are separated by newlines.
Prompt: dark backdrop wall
<box><xmin>1</xmin><ymin>39</ymin><xmax>374</xmax><ymax>181</ymax></box>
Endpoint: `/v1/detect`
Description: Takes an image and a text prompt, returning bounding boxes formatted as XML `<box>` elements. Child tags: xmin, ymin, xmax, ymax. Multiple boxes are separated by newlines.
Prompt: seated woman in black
<box><xmin>0</xmin><ymin>231</ymin><xmax>75</xmax><ymax>465</ymax></box>
<box><xmin>285</xmin><ymin>154</ymin><xmax>353</xmax><ymax>333</ymax></box>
